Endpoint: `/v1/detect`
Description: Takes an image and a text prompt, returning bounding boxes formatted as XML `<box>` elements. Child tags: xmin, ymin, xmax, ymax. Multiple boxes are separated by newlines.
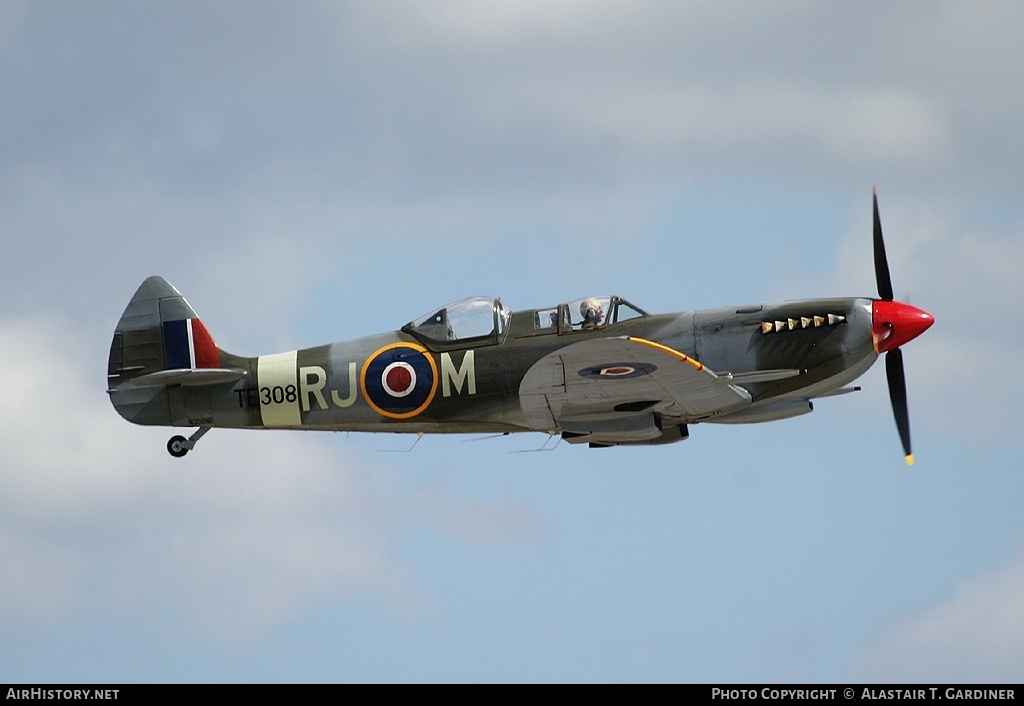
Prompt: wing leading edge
<box><xmin>519</xmin><ymin>336</ymin><xmax>751</xmax><ymax>443</ymax></box>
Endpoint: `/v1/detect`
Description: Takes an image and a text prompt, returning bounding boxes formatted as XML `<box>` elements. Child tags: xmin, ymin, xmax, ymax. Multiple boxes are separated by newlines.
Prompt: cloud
<box><xmin>361</xmin><ymin>0</ymin><xmax>802</xmax><ymax>50</ymax></box>
<box><xmin>6</xmin><ymin>1</ymin><xmax>1021</xmax><ymax>206</ymax></box>
<box><xmin>909</xmin><ymin>219</ymin><xmax>1024</xmax><ymax>440</ymax></box>
<box><xmin>403</xmin><ymin>0</ymin><xmax>624</xmax><ymax>45</ymax></box>
<box><xmin>0</xmin><ymin>315</ymin><xmax>537</xmax><ymax>647</ymax></box>
<box><xmin>488</xmin><ymin>80</ymin><xmax>950</xmax><ymax>171</ymax></box>
<box><xmin>851</xmin><ymin>556</ymin><xmax>1024</xmax><ymax>682</ymax></box>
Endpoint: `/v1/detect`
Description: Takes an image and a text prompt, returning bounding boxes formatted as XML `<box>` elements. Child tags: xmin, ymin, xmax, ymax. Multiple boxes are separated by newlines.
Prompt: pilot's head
<box><xmin>581</xmin><ymin>298</ymin><xmax>602</xmax><ymax>322</ymax></box>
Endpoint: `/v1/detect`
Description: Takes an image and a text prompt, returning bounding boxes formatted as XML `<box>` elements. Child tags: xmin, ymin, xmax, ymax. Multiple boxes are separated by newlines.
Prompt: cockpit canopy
<box><xmin>405</xmin><ymin>295</ymin><xmax>648</xmax><ymax>346</ymax></box>
<box><xmin>406</xmin><ymin>296</ymin><xmax>511</xmax><ymax>343</ymax></box>
<box><xmin>533</xmin><ymin>296</ymin><xmax>648</xmax><ymax>333</ymax></box>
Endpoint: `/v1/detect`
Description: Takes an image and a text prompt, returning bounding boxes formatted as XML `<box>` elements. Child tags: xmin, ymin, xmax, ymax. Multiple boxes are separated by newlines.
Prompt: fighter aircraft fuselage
<box><xmin>107</xmin><ymin>191</ymin><xmax>934</xmax><ymax>459</ymax></box>
<box><xmin>111</xmin><ymin>287</ymin><xmax>881</xmax><ymax>437</ymax></box>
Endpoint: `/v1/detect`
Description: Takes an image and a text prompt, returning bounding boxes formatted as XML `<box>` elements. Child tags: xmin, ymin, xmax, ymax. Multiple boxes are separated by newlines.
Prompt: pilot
<box><xmin>580</xmin><ymin>298</ymin><xmax>603</xmax><ymax>330</ymax></box>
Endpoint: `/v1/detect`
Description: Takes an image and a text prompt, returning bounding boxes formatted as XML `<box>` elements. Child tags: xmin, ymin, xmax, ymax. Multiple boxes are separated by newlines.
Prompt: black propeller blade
<box><xmin>873</xmin><ymin>186</ymin><xmax>894</xmax><ymax>302</ymax></box>
<box><xmin>885</xmin><ymin>348</ymin><xmax>913</xmax><ymax>464</ymax></box>
<box><xmin>872</xmin><ymin>187</ymin><xmax>923</xmax><ymax>465</ymax></box>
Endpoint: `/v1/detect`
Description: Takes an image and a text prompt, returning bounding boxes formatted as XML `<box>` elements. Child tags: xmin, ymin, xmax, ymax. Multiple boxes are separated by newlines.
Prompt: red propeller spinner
<box><xmin>872</xmin><ymin>300</ymin><xmax>934</xmax><ymax>353</ymax></box>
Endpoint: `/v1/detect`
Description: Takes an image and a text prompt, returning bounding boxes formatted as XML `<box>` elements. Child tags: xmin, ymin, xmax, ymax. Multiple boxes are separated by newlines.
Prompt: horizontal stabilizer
<box><xmin>130</xmin><ymin>368</ymin><xmax>247</xmax><ymax>387</ymax></box>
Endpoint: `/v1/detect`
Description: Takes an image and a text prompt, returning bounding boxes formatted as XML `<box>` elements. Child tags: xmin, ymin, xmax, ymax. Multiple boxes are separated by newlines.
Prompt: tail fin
<box><xmin>107</xmin><ymin>276</ymin><xmax>244</xmax><ymax>425</ymax></box>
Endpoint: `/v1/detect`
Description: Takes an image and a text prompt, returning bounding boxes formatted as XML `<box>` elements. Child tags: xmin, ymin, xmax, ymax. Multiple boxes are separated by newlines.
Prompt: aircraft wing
<box><xmin>519</xmin><ymin>336</ymin><xmax>751</xmax><ymax>433</ymax></box>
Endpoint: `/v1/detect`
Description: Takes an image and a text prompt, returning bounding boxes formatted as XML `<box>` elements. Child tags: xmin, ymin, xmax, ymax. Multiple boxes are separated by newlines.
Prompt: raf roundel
<box><xmin>578</xmin><ymin>362</ymin><xmax>657</xmax><ymax>380</ymax></box>
<box><xmin>382</xmin><ymin>361</ymin><xmax>416</xmax><ymax>397</ymax></box>
<box><xmin>361</xmin><ymin>342</ymin><xmax>438</xmax><ymax>419</ymax></box>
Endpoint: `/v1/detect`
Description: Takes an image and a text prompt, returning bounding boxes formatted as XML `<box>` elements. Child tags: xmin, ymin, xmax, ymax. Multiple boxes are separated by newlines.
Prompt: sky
<box><xmin>1</xmin><ymin>0</ymin><xmax>1022</xmax><ymax>683</ymax></box>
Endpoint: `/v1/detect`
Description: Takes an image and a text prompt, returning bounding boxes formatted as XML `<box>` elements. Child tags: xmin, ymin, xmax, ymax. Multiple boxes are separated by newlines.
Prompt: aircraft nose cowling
<box><xmin>872</xmin><ymin>300</ymin><xmax>934</xmax><ymax>353</ymax></box>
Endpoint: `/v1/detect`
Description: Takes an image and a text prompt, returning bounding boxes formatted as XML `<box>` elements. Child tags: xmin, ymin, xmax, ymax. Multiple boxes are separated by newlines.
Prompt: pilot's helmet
<box><xmin>581</xmin><ymin>298</ymin><xmax>602</xmax><ymax>320</ymax></box>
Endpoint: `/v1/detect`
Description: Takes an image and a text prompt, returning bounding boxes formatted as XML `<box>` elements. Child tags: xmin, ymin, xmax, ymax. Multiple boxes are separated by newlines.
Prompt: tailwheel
<box><xmin>166</xmin><ymin>426</ymin><xmax>210</xmax><ymax>458</ymax></box>
<box><xmin>167</xmin><ymin>435</ymin><xmax>189</xmax><ymax>458</ymax></box>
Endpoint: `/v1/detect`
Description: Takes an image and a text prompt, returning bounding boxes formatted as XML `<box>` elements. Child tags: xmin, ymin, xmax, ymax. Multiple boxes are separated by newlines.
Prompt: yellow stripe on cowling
<box><xmin>629</xmin><ymin>337</ymin><xmax>706</xmax><ymax>371</ymax></box>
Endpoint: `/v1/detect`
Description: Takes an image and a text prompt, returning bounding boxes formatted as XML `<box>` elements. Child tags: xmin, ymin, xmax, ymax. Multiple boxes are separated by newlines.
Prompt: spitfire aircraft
<box><xmin>108</xmin><ymin>190</ymin><xmax>933</xmax><ymax>462</ymax></box>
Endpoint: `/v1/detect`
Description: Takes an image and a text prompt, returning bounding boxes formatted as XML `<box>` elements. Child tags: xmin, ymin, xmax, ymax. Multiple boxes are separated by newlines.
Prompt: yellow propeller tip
<box><xmin>905</xmin><ymin>454</ymin><xmax>915</xmax><ymax>466</ymax></box>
